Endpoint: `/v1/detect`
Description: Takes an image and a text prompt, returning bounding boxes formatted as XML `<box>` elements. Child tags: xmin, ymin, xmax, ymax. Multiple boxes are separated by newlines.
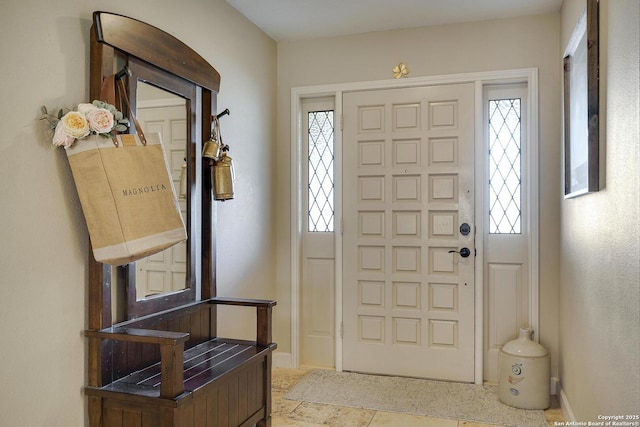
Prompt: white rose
<box><xmin>60</xmin><ymin>111</ymin><xmax>91</xmax><ymax>139</ymax></box>
<box><xmin>77</xmin><ymin>103</ymin><xmax>97</xmax><ymax>115</ymax></box>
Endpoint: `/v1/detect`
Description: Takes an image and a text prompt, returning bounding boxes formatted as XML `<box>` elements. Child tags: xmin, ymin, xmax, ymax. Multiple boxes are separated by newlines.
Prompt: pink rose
<box><xmin>86</xmin><ymin>108</ymin><xmax>115</xmax><ymax>134</ymax></box>
<box><xmin>52</xmin><ymin>121</ymin><xmax>75</xmax><ymax>147</ymax></box>
<box><xmin>61</xmin><ymin>111</ymin><xmax>90</xmax><ymax>139</ymax></box>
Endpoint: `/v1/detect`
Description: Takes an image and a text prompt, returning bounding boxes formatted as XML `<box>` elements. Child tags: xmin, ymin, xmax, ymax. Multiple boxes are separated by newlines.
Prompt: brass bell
<box><xmin>202</xmin><ymin>139</ymin><xmax>220</xmax><ymax>160</ymax></box>
<box><xmin>213</xmin><ymin>152</ymin><xmax>234</xmax><ymax>201</ymax></box>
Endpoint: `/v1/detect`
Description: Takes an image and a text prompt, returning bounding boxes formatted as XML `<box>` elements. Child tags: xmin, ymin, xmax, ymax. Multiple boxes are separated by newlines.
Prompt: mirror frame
<box><xmin>88</xmin><ymin>11</ymin><xmax>219</xmax><ymax>329</ymax></box>
<box><xmin>125</xmin><ymin>57</ymin><xmax>198</xmax><ymax>318</ymax></box>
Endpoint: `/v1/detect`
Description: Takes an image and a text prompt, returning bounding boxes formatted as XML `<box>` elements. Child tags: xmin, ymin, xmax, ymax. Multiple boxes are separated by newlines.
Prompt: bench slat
<box><xmin>183</xmin><ymin>346</ymin><xmax>263</xmax><ymax>392</ymax></box>
<box><xmin>108</xmin><ymin>338</ymin><xmax>268</xmax><ymax>395</ymax></box>
<box><xmin>119</xmin><ymin>341</ymin><xmax>234</xmax><ymax>386</ymax></box>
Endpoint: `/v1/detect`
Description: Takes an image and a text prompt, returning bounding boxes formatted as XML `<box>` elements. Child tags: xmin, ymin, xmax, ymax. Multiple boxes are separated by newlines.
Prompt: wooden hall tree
<box><xmin>85</xmin><ymin>11</ymin><xmax>276</xmax><ymax>427</ymax></box>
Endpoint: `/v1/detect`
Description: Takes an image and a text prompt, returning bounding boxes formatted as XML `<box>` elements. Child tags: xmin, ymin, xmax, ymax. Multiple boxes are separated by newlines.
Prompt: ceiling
<box><xmin>225</xmin><ymin>0</ymin><xmax>563</xmax><ymax>41</ymax></box>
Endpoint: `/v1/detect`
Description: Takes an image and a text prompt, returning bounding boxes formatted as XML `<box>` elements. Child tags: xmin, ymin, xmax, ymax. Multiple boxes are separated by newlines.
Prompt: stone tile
<box><xmin>288</xmin><ymin>402</ymin><xmax>375</xmax><ymax>426</ymax></box>
<box><xmin>545</xmin><ymin>395</ymin><xmax>565</xmax><ymax>425</ymax></box>
<box><xmin>458</xmin><ymin>421</ymin><xmax>508</xmax><ymax>427</ymax></box>
<box><xmin>545</xmin><ymin>407</ymin><xmax>565</xmax><ymax>424</ymax></box>
<box><xmin>270</xmin><ymin>368</ymin><xmax>565</xmax><ymax>427</ymax></box>
<box><xmin>273</xmin><ymin>368</ymin><xmax>312</xmax><ymax>391</ymax></box>
<box><xmin>272</xmin><ymin>416</ymin><xmax>325</xmax><ymax>426</ymax></box>
<box><xmin>369</xmin><ymin>411</ymin><xmax>458</xmax><ymax>427</ymax></box>
<box><xmin>273</xmin><ymin>389</ymin><xmax>302</xmax><ymax>416</ymax></box>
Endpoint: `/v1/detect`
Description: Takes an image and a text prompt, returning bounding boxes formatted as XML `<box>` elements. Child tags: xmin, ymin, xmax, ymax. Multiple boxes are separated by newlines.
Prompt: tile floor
<box><xmin>271</xmin><ymin>368</ymin><xmax>565</xmax><ymax>427</ymax></box>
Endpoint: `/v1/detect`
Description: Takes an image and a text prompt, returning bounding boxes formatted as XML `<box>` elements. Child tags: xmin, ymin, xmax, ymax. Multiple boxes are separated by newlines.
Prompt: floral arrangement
<box><xmin>41</xmin><ymin>101</ymin><xmax>129</xmax><ymax>148</ymax></box>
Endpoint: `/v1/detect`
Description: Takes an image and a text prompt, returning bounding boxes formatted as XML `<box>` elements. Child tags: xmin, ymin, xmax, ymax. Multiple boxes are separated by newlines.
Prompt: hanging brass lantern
<box><xmin>213</xmin><ymin>151</ymin><xmax>234</xmax><ymax>201</ymax></box>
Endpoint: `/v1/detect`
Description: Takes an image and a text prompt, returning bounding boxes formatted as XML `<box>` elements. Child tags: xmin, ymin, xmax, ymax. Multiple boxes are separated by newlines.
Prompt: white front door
<box><xmin>342</xmin><ymin>84</ymin><xmax>476</xmax><ymax>382</ymax></box>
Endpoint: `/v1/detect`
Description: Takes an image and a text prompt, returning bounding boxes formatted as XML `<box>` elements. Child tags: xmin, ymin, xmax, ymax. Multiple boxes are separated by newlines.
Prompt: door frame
<box><xmin>290</xmin><ymin>68</ymin><xmax>539</xmax><ymax>384</ymax></box>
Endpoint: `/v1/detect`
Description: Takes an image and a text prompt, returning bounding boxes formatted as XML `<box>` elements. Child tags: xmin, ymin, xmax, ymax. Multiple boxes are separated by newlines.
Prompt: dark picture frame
<box><xmin>563</xmin><ymin>0</ymin><xmax>599</xmax><ymax>198</ymax></box>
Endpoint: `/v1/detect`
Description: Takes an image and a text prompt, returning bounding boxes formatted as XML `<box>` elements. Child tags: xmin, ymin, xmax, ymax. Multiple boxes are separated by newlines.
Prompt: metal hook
<box><xmin>114</xmin><ymin>66</ymin><xmax>132</xmax><ymax>81</ymax></box>
<box><xmin>216</xmin><ymin>109</ymin><xmax>230</xmax><ymax>119</ymax></box>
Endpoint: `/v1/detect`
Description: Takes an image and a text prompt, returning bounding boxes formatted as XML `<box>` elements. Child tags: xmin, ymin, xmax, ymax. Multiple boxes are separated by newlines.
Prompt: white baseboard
<box><xmin>273</xmin><ymin>351</ymin><xmax>293</xmax><ymax>369</ymax></box>
<box><xmin>557</xmin><ymin>381</ymin><xmax>576</xmax><ymax>422</ymax></box>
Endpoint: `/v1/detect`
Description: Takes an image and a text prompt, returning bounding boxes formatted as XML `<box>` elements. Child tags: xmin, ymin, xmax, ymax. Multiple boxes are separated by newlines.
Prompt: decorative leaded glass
<box><xmin>308</xmin><ymin>111</ymin><xmax>334</xmax><ymax>232</ymax></box>
<box><xmin>488</xmin><ymin>99</ymin><xmax>522</xmax><ymax>234</ymax></box>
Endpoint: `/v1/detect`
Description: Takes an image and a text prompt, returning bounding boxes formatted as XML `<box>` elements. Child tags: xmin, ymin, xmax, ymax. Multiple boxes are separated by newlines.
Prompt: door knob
<box><xmin>448</xmin><ymin>247</ymin><xmax>471</xmax><ymax>258</ymax></box>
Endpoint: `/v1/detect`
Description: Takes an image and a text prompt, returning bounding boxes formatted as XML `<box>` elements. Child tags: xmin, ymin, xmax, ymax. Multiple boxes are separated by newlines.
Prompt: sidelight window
<box><xmin>488</xmin><ymin>98</ymin><xmax>522</xmax><ymax>234</ymax></box>
<box><xmin>307</xmin><ymin>110</ymin><xmax>335</xmax><ymax>232</ymax></box>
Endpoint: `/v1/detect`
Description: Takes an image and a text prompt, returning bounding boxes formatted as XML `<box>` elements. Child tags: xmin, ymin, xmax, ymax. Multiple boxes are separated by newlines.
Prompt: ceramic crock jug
<box><xmin>498</xmin><ymin>328</ymin><xmax>550</xmax><ymax>409</ymax></box>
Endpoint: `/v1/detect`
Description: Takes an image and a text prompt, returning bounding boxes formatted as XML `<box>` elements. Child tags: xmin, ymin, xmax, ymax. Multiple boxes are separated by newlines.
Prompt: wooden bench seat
<box><xmin>91</xmin><ymin>339</ymin><xmax>271</xmax><ymax>397</ymax></box>
<box><xmin>85</xmin><ymin>298</ymin><xmax>276</xmax><ymax>426</ymax></box>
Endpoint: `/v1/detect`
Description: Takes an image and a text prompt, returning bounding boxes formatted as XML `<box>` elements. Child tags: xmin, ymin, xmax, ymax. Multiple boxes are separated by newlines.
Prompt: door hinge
<box><xmin>340</xmin><ymin>113</ymin><xmax>344</xmax><ymax>131</ymax></box>
<box><xmin>340</xmin><ymin>218</ymin><xmax>344</xmax><ymax>235</ymax></box>
<box><xmin>340</xmin><ymin>321</ymin><xmax>344</xmax><ymax>338</ymax></box>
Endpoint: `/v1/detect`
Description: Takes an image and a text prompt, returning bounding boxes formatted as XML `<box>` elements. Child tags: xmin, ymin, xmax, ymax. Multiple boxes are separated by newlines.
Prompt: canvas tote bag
<box><xmin>65</xmin><ymin>78</ymin><xmax>186</xmax><ymax>265</ymax></box>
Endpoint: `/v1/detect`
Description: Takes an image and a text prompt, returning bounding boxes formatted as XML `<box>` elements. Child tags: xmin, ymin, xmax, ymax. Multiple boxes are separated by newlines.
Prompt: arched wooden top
<box><xmin>93</xmin><ymin>11</ymin><xmax>221</xmax><ymax>92</ymax></box>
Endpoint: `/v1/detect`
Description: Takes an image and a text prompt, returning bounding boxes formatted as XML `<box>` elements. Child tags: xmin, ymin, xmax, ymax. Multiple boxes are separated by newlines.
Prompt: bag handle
<box><xmin>100</xmin><ymin>75</ymin><xmax>117</xmax><ymax>106</ymax></box>
<box><xmin>115</xmin><ymin>77</ymin><xmax>148</xmax><ymax>146</ymax></box>
<box><xmin>99</xmin><ymin>75</ymin><xmax>121</xmax><ymax>147</ymax></box>
<box><xmin>211</xmin><ymin>115</ymin><xmax>221</xmax><ymax>145</ymax></box>
<box><xmin>212</xmin><ymin>115</ymin><xmax>229</xmax><ymax>154</ymax></box>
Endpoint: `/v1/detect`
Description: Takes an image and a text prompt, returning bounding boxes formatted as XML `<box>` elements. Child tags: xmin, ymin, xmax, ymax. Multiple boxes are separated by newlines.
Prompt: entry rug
<box><xmin>284</xmin><ymin>370</ymin><xmax>548</xmax><ymax>427</ymax></box>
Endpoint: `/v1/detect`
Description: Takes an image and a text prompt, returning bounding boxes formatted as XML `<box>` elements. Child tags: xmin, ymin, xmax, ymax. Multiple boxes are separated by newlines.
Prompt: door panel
<box><xmin>303</xmin><ymin>255</ymin><xmax>335</xmax><ymax>365</ymax></box>
<box><xmin>342</xmin><ymin>84</ymin><xmax>475</xmax><ymax>382</ymax></box>
<box><xmin>136</xmin><ymin>101</ymin><xmax>187</xmax><ymax>298</ymax></box>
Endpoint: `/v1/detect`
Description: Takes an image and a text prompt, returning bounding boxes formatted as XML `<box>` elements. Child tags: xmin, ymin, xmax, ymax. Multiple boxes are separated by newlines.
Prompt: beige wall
<box><xmin>559</xmin><ymin>0</ymin><xmax>640</xmax><ymax>420</ymax></box>
<box><xmin>275</xmin><ymin>13</ymin><xmax>562</xmax><ymax>379</ymax></box>
<box><xmin>0</xmin><ymin>0</ymin><xmax>276</xmax><ymax>425</ymax></box>
<box><xmin>7</xmin><ymin>0</ymin><xmax>636</xmax><ymax>423</ymax></box>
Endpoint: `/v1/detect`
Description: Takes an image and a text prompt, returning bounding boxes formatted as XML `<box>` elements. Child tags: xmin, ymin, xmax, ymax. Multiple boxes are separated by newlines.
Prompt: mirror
<box><xmin>121</xmin><ymin>56</ymin><xmax>201</xmax><ymax>319</ymax></box>
<box><xmin>135</xmin><ymin>82</ymin><xmax>188</xmax><ymax>300</ymax></box>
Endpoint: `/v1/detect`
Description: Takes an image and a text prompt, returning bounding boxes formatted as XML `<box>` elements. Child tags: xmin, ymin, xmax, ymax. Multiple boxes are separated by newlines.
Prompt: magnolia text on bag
<box><xmin>122</xmin><ymin>183</ymin><xmax>169</xmax><ymax>197</ymax></box>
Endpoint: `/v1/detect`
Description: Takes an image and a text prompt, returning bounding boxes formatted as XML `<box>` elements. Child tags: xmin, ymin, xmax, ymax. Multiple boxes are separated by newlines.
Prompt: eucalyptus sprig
<box><xmin>40</xmin><ymin>106</ymin><xmax>69</xmax><ymax>129</ymax></box>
